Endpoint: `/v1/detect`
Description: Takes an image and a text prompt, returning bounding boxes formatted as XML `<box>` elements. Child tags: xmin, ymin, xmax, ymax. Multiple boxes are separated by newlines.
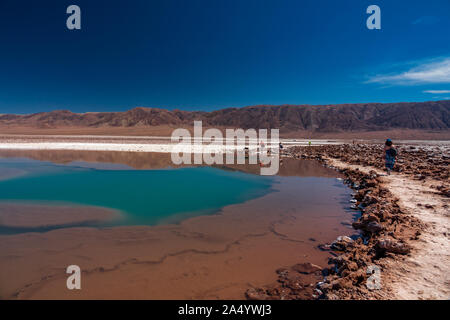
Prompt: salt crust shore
<box><xmin>0</xmin><ymin>136</ymin><xmax>447</xmax><ymax>154</ymax></box>
<box><xmin>0</xmin><ymin>139</ymin><xmax>343</xmax><ymax>154</ymax></box>
<box><xmin>0</xmin><ymin>142</ymin><xmax>255</xmax><ymax>153</ymax></box>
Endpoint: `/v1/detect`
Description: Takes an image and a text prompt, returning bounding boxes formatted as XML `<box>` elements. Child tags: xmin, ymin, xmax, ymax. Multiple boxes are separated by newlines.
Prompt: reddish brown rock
<box><xmin>330</xmin><ymin>236</ymin><xmax>354</xmax><ymax>251</ymax></box>
<box><xmin>376</xmin><ymin>238</ymin><xmax>411</xmax><ymax>255</ymax></box>
<box><xmin>245</xmin><ymin>288</ymin><xmax>270</xmax><ymax>300</ymax></box>
<box><xmin>291</xmin><ymin>262</ymin><xmax>322</xmax><ymax>274</ymax></box>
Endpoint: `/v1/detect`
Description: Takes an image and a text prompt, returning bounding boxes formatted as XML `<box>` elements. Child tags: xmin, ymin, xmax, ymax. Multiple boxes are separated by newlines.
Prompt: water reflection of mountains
<box><xmin>0</xmin><ymin>149</ymin><xmax>339</xmax><ymax>178</ymax></box>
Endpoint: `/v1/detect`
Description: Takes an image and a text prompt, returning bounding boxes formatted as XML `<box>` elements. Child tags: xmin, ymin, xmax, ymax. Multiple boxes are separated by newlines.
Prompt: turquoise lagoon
<box><xmin>0</xmin><ymin>158</ymin><xmax>274</xmax><ymax>228</ymax></box>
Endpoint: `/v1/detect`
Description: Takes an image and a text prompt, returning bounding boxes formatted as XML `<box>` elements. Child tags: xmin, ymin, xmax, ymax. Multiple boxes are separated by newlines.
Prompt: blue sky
<box><xmin>0</xmin><ymin>0</ymin><xmax>449</xmax><ymax>113</ymax></box>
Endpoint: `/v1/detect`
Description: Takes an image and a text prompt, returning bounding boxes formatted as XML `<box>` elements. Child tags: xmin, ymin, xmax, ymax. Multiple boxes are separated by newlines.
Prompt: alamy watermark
<box><xmin>170</xmin><ymin>121</ymin><xmax>280</xmax><ymax>175</ymax></box>
<box><xmin>66</xmin><ymin>265</ymin><xmax>81</xmax><ymax>290</ymax></box>
<box><xmin>367</xmin><ymin>5</ymin><xmax>381</xmax><ymax>30</ymax></box>
<box><xmin>66</xmin><ymin>5</ymin><xmax>81</xmax><ymax>30</ymax></box>
<box><xmin>65</xmin><ymin>4</ymin><xmax>381</xmax><ymax>31</ymax></box>
<box><xmin>366</xmin><ymin>265</ymin><xmax>382</xmax><ymax>290</ymax></box>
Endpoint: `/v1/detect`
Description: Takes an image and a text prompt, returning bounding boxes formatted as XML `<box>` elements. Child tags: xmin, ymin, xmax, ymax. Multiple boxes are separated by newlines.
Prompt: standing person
<box><xmin>260</xmin><ymin>140</ymin><xmax>265</xmax><ymax>150</ymax></box>
<box><xmin>384</xmin><ymin>139</ymin><xmax>397</xmax><ymax>175</ymax></box>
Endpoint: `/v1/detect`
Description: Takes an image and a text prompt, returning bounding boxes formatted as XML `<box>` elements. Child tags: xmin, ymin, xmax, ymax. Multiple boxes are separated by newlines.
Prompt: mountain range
<box><xmin>1</xmin><ymin>100</ymin><xmax>449</xmax><ymax>137</ymax></box>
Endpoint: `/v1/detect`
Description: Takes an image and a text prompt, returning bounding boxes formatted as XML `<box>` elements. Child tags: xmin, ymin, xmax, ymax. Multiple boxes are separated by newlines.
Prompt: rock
<box><xmin>354</xmin><ymin>190</ymin><xmax>365</xmax><ymax>201</ymax></box>
<box><xmin>275</xmin><ymin>267</ymin><xmax>289</xmax><ymax>277</ymax></box>
<box><xmin>365</xmin><ymin>221</ymin><xmax>384</xmax><ymax>233</ymax></box>
<box><xmin>369</xmin><ymin>170</ymin><xmax>378</xmax><ymax>177</ymax></box>
<box><xmin>317</xmin><ymin>243</ymin><xmax>331</xmax><ymax>251</ymax></box>
<box><xmin>330</xmin><ymin>236</ymin><xmax>354</xmax><ymax>251</ymax></box>
<box><xmin>362</xmin><ymin>195</ymin><xmax>378</xmax><ymax>205</ymax></box>
<box><xmin>313</xmin><ymin>288</ymin><xmax>323</xmax><ymax>297</ymax></box>
<box><xmin>366</xmin><ymin>213</ymin><xmax>379</xmax><ymax>222</ymax></box>
<box><xmin>324</xmin><ymin>293</ymin><xmax>340</xmax><ymax>300</ymax></box>
<box><xmin>348</xmin><ymin>269</ymin><xmax>367</xmax><ymax>284</ymax></box>
<box><xmin>284</xmin><ymin>278</ymin><xmax>303</xmax><ymax>290</ymax></box>
<box><xmin>321</xmin><ymin>268</ymin><xmax>330</xmax><ymax>277</ymax></box>
<box><xmin>329</xmin><ymin>255</ymin><xmax>354</xmax><ymax>274</ymax></box>
<box><xmin>265</xmin><ymin>285</ymin><xmax>279</xmax><ymax>296</ymax></box>
<box><xmin>245</xmin><ymin>288</ymin><xmax>270</xmax><ymax>300</ymax></box>
<box><xmin>376</xmin><ymin>238</ymin><xmax>411</xmax><ymax>255</ymax></box>
<box><xmin>278</xmin><ymin>288</ymin><xmax>292</xmax><ymax>300</ymax></box>
<box><xmin>333</xmin><ymin>255</ymin><xmax>359</xmax><ymax>274</ymax></box>
<box><xmin>365</xmin><ymin>179</ymin><xmax>377</xmax><ymax>187</ymax></box>
<box><xmin>317</xmin><ymin>282</ymin><xmax>332</xmax><ymax>292</ymax></box>
<box><xmin>346</xmin><ymin>261</ymin><xmax>359</xmax><ymax>271</ymax></box>
<box><xmin>331</xmin><ymin>278</ymin><xmax>353</xmax><ymax>290</ymax></box>
<box><xmin>292</xmin><ymin>262</ymin><xmax>322</xmax><ymax>274</ymax></box>
<box><xmin>353</xmin><ymin>220</ymin><xmax>383</xmax><ymax>234</ymax></box>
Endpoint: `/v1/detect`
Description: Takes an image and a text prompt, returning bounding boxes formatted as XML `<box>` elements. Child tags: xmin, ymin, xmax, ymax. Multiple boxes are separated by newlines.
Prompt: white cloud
<box><xmin>367</xmin><ymin>58</ymin><xmax>450</xmax><ymax>85</ymax></box>
<box><xmin>423</xmin><ymin>90</ymin><xmax>450</xmax><ymax>94</ymax></box>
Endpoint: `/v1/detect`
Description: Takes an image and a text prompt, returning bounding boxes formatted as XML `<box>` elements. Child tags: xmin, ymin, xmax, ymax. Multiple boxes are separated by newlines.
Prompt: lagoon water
<box><xmin>0</xmin><ymin>158</ymin><xmax>273</xmax><ymax>229</ymax></box>
<box><xmin>0</xmin><ymin>150</ymin><xmax>356</xmax><ymax>299</ymax></box>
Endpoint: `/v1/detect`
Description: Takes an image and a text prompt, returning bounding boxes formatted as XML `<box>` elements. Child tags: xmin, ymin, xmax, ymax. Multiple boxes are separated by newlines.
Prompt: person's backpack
<box><xmin>387</xmin><ymin>148</ymin><xmax>397</xmax><ymax>157</ymax></box>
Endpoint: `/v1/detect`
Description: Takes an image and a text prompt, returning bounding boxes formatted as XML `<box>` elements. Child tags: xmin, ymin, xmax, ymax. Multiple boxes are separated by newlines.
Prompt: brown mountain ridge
<box><xmin>1</xmin><ymin>100</ymin><xmax>449</xmax><ymax>138</ymax></box>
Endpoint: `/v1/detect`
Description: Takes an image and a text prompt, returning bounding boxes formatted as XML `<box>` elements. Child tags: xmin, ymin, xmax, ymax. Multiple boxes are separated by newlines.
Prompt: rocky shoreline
<box><xmin>293</xmin><ymin>144</ymin><xmax>449</xmax><ymax>197</ymax></box>
<box><xmin>246</xmin><ymin>144</ymin><xmax>449</xmax><ymax>300</ymax></box>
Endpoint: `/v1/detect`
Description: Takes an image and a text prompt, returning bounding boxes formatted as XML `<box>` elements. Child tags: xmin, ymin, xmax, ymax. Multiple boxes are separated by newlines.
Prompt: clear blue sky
<box><xmin>0</xmin><ymin>0</ymin><xmax>449</xmax><ymax>114</ymax></box>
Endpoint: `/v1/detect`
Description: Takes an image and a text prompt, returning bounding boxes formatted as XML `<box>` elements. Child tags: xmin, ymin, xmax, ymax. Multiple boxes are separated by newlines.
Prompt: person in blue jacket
<box><xmin>384</xmin><ymin>139</ymin><xmax>397</xmax><ymax>175</ymax></box>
